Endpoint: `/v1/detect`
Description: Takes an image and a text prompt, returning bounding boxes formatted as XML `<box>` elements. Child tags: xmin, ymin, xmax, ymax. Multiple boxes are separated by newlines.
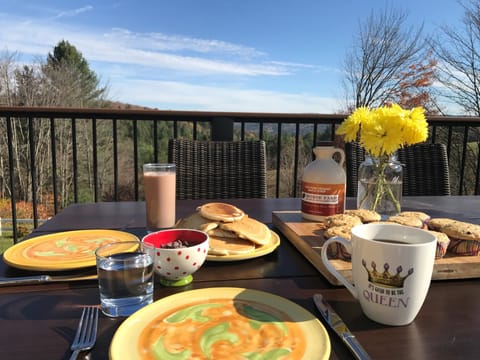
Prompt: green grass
<box><xmin>0</xmin><ymin>226</ymin><xmax>33</xmax><ymax>253</ymax></box>
<box><xmin>0</xmin><ymin>235</ymin><xmax>14</xmax><ymax>254</ymax></box>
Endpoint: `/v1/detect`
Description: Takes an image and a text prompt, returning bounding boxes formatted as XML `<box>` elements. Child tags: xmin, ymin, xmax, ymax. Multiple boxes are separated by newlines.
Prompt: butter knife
<box><xmin>0</xmin><ymin>274</ymin><xmax>97</xmax><ymax>286</ymax></box>
<box><xmin>313</xmin><ymin>294</ymin><xmax>371</xmax><ymax>360</ymax></box>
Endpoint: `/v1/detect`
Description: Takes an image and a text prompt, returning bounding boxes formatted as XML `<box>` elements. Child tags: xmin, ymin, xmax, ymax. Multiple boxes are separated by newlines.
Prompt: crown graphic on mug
<box><xmin>362</xmin><ymin>259</ymin><xmax>414</xmax><ymax>288</ymax></box>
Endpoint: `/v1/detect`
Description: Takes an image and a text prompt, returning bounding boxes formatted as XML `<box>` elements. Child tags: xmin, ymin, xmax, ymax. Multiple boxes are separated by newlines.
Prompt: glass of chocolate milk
<box><xmin>143</xmin><ymin>163</ymin><xmax>176</xmax><ymax>231</ymax></box>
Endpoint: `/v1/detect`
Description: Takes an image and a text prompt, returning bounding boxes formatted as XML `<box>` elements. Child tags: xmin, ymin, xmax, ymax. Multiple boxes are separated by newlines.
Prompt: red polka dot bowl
<box><xmin>142</xmin><ymin>229</ymin><xmax>209</xmax><ymax>287</ymax></box>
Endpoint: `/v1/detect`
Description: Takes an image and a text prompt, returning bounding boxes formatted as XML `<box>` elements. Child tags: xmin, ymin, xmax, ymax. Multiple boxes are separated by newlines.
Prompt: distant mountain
<box><xmin>103</xmin><ymin>101</ymin><xmax>155</xmax><ymax>110</ymax></box>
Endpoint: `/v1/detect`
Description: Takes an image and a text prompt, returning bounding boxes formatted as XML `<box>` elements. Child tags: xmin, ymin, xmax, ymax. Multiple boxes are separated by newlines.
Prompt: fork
<box><xmin>69</xmin><ymin>306</ymin><xmax>99</xmax><ymax>360</ymax></box>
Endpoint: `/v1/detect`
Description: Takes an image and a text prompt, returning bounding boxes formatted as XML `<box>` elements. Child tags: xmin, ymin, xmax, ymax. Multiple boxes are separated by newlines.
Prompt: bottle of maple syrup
<box><xmin>301</xmin><ymin>146</ymin><xmax>346</xmax><ymax>221</ymax></box>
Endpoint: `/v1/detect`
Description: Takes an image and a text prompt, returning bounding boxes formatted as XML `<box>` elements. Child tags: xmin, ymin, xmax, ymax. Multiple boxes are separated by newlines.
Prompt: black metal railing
<box><xmin>1</xmin><ymin>106</ymin><xmax>480</xmax><ymax>243</ymax></box>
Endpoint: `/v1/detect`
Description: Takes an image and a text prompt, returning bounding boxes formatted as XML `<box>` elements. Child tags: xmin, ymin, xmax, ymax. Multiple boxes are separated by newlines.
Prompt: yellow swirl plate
<box><xmin>110</xmin><ymin>287</ymin><xmax>330</xmax><ymax>360</ymax></box>
<box><xmin>206</xmin><ymin>230</ymin><xmax>281</xmax><ymax>262</ymax></box>
<box><xmin>3</xmin><ymin>229</ymin><xmax>138</xmax><ymax>271</ymax></box>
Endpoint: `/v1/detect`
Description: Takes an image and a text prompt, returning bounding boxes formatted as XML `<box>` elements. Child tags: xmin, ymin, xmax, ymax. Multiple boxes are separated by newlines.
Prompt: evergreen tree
<box><xmin>43</xmin><ymin>40</ymin><xmax>107</xmax><ymax>106</ymax></box>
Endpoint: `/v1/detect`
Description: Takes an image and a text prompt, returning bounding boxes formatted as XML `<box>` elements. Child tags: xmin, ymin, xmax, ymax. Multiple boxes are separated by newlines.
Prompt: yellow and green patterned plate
<box><xmin>110</xmin><ymin>287</ymin><xmax>330</xmax><ymax>360</ymax></box>
<box><xmin>3</xmin><ymin>229</ymin><xmax>138</xmax><ymax>271</ymax></box>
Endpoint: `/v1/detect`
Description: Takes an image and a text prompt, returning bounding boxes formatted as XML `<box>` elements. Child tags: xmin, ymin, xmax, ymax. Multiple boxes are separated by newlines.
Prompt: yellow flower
<box><xmin>337</xmin><ymin>104</ymin><xmax>428</xmax><ymax>156</ymax></box>
<box><xmin>336</xmin><ymin>106</ymin><xmax>370</xmax><ymax>142</ymax></box>
<box><xmin>403</xmin><ymin>107</ymin><xmax>429</xmax><ymax>144</ymax></box>
<box><xmin>339</xmin><ymin>104</ymin><xmax>427</xmax><ymax>214</ymax></box>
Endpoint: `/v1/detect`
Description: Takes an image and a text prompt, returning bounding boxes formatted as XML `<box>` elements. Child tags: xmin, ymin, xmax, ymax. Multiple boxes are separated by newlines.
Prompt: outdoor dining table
<box><xmin>0</xmin><ymin>197</ymin><xmax>479</xmax><ymax>360</ymax></box>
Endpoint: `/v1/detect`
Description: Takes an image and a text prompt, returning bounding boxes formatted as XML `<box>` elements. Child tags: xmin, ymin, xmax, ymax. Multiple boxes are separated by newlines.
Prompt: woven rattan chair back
<box><xmin>168</xmin><ymin>139</ymin><xmax>267</xmax><ymax>200</ymax></box>
<box><xmin>345</xmin><ymin>142</ymin><xmax>451</xmax><ymax>197</ymax></box>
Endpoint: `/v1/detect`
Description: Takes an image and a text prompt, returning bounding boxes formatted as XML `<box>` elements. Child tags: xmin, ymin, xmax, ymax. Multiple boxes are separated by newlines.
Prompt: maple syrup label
<box><xmin>301</xmin><ymin>181</ymin><xmax>345</xmax><ymax>216</ymax></box>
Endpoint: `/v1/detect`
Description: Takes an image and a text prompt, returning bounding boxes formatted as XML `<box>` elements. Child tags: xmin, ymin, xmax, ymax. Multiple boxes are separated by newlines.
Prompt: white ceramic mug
<box><xmin>321</xmin><ymin>223</ymin><xmax>437</xmax><ymax>326</ymax></box>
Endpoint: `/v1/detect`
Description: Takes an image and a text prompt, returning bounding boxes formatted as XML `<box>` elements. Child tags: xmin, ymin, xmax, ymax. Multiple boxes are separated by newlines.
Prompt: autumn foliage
<box><xmin>0</xmin><ymin>198</ymin><xmax>53</xmax><ymax>220</ymax></box>
<box><xmin>393</xmin><ymin>54</ymin><xmax>438</xmax><ymax>114</ymax></box>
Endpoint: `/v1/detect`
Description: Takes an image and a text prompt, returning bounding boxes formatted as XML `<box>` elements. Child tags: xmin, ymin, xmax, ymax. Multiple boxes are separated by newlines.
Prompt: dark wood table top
<box><xmin>1</xmin><ymin>197</ymin><xmax>479</xmax><ymax>360</ymax></box>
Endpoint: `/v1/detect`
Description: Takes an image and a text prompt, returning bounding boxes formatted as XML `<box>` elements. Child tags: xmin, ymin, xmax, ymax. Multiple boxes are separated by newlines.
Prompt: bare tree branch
<box><xmin>343</xmin><ymin>7</ymin><xmax>429</xmax><ymax>110</ymax></box>
<box><xmin>431</xmin><ymin>0</ymin><xmax>480</xmax><ymax>115</ymax></box>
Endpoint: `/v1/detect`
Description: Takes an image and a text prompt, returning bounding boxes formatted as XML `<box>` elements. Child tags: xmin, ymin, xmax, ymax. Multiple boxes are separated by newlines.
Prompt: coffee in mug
<box><xmin>321</xmin><ymin>223</ymin><xmax>437</xmax><ymax>326</ymax></box>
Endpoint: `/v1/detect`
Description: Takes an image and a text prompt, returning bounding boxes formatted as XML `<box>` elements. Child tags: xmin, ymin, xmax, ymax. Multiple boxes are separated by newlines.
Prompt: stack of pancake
<box><xmin>175</xmin><ymin>203</ymin><xmax>272</xmax><ymax>256</ymax></box>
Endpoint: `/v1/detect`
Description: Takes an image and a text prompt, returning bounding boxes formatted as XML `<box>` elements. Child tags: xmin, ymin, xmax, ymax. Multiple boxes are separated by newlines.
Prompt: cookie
<box><xmin>441</xmin><ymin>221</ymin><xmax>480</xmax><ymax>241</ymax></box>
<box><xmin>344</xmin><ymin>209</ymin><xmax>381</xmax><ymax>223</ymax></box>
<box><xmin>397</xmin><ymin>211</ymin><xmax>431</xmax><ymax>223</ymax></box>
<box><xmin>387</xmin><ymin>215</ymin><xmax>425</xmax><ymax>228</ymax></box>
<box><xmin>324</xmin><ymin>214</ymin><xmax>362</xmax><ymax>228</ymax></box>
<box><xmin>428</xmin><ymin>218</ymin><xmax>457</xmax><ymax>232</ymax></box>
<box><xmin>324</xmin><ymin>225</ymin><xmax>352</xmax><ymax>240</ymax></box>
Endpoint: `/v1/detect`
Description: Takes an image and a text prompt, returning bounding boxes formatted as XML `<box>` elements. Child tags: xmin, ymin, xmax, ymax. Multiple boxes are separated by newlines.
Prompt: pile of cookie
<box><xmin>323</xmin><ymin>209</ymin><xmax>480</xmax><ymax>260</ymax></box>
<box><xmin>175</xmin><ymin>202</ymin><xmax>272</xmax><ymax>256</ymax></box>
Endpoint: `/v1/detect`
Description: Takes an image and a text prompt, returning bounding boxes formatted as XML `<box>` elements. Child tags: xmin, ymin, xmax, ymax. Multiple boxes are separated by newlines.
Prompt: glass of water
<box><xmin>95</xmin><ymin>240</ymin><xmax>154</xmax><ymax>317</ymax></box>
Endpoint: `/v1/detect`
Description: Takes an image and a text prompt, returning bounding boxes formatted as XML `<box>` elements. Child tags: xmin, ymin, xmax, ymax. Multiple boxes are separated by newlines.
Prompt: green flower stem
<box><xmin>371</xmin><ymin>161</ymin><xmax>387</xmax><ymax>211</ymax></box>
<box><xmin>358</xmin><ymin>184</ymin><xmax>372</xmax><ymax>208</ymax></box>
<box><xmin>385</xmin><ymin>182</ymin><xmax>401</xmax><ymax>213</ymax></box>
<box><xmin>358</xmin><ymin>154</ymin><xmax>401</xmax><ymax>213</ymax></box>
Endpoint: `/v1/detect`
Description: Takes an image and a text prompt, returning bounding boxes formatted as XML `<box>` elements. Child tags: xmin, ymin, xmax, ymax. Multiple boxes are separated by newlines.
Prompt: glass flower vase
<box><xmin>356</xmin><ymin>153</ymin><xmax>403</xmax><ymax>216</ymax></box>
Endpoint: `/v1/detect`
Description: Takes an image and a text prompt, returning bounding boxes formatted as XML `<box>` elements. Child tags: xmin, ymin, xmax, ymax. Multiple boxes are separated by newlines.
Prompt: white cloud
<box><xmin>0</xmin><ymin>14</ymin><xmax>296</xmax><ymax>76</ymax></box>
<box><xmin>52</xmin><ymin>5</ymin><xmax>94</xmax><ymax>20</ymax></box>
<box><xmin>94</xmin><ymin>49</ymin><xmax>289</xmax><ymax>76</ymax></box>
<box><xmin>111</xmin><ymin>79</ymin><xmax>340</xmax><ymax>113</ymax></box>
<box><xmin>106</xmin><ymin>28</ymin><xmax>264</xmax><ymax>58</ymax></box>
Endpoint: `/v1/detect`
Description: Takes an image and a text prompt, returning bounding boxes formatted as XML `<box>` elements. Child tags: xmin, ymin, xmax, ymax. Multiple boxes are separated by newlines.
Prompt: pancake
<box><xmin>207</xmin><ymin>228</ymin><xmax>238</xmax><ymax>238</ymax></box>
<box><xmin>178</xmin><ymin>203</ymin><xmax>271</xmax><ymax>254</ymax></box>
<box><xmin>208</xmin><ymin>236</ymin><xmax>256</xmax><ymax>256</ymax></box>
<box><xmin>175</xmin><ymin>211</ymin><xmax>218</xmax><ymax>232</ymax></box>
<box><xmin>219</xmin><ymin>216</ymin><xmax>271</xmax><ymax>245</ymax></box>
<box><xmin>198</xmin><ymin>203</ymin><xmax>245</xmax><ymax>222</ymax></box>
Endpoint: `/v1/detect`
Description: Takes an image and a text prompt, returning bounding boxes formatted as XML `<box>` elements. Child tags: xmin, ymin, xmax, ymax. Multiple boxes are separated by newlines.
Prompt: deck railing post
<box><xmin>211</xmin><ymin>117</ymin><xmax>233</xmax><ymax>141</ymax></box>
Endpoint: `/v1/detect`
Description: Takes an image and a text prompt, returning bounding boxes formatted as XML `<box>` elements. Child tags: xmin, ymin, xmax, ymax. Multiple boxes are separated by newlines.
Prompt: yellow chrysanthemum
<box><xmin>336</xmin><ymin>104</ymin><xmax>428</xmax><ymax>156</ymax></box>
<box><xmin>403</xmin><ymin>107</ymin><xmax>429</xmax><ymax>145</ymax></box>
<box><xmin>336</xmin><ymin>106</ymin><xmax>370</xmax><ymax>142</ymax></box>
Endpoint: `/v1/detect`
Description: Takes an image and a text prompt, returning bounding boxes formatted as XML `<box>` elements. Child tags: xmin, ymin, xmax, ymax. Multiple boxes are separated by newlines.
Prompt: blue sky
<box><xmin>0</xmin><ymin>0</ymin><xmax>465</xmax><ymax>113</ymax></box>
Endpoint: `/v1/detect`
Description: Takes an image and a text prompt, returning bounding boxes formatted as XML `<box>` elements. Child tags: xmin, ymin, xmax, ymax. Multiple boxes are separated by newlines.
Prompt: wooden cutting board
<box><xmin>272</xmin><ymin>210</ymin><xmax>480</xmax><ymax>286</ymax></box>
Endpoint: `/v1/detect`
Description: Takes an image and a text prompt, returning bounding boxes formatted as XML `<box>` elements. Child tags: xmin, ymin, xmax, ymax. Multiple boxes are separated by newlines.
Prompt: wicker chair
<box><xmin>168</xmin><ymin>139</ymin><xmax>267</xmax><ymax>200</ymax></box>
<box><xmin>345</xmin><ymin>142</ymin><xmax>451</xmax><ymax>197</ymax></box>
